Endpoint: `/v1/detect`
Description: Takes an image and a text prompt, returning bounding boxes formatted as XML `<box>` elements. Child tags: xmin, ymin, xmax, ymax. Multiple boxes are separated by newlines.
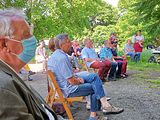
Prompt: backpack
<box><xmin>52</xmin><ymin>103</ymin><xmax>66</xmax><ymax>117</ymax></box>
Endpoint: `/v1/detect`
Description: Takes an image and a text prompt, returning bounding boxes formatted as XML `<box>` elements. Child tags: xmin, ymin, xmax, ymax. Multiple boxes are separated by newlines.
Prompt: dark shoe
<box><xmin>42</xmin><ymin>71</ymin><xmax>47</xmax><ymax>74</ymax></box>
<box><xmin>108</xmin><ymin>77</ymin><xmax>116</xmax><ymax>81</ymax></box>
<box><xmin>102</xmin><ymin>106</ymin><xmax>124</xmax><ymax>115</ymax></box>
<box><xmin>102</xmin><ymin>78</ymin><xmax>109</xmax><ymax>82</ymax></box>
<box><xmin>116</xmin><ymin>74</ymin><xmax>126</xmax><ymax>79</ymax></box>
<box><xmin>29</xmin><ymin>71</ymin><xmax>36</xmax><ymax>75</ymax></box>
<box><xmin>28</xmin><ymin>76</ymin><xmax>33</xmax><ymax>81</ymax></box>
<box><xmin>120</xmin><ymin>74</ymin><xmax>127</xmax><ymax>78</ymax></box>
<box><xmin>123</xmin><ymin>74</ymin><xmax>128</xmax><ymax>77</ymax></box>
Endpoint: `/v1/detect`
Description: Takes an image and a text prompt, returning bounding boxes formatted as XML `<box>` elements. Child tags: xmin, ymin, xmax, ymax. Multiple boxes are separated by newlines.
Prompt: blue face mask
<box><xmin>9</xmin><ymin>36</ymin><xmax>37</xmax><ymax>63</ymax></box>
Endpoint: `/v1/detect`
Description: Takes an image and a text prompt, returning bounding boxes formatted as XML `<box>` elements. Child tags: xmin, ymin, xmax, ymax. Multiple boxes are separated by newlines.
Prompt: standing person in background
<box><xmin>135</xmin><ymin>30</ymin><xmax>144</xmax><ymax>46</ymax></box>
<box><xmin>24</xmin><ymin>64</ymin><xmax>36</xmax><ymax>75</ymax></box>
<box><xmin>133</xmin><ymin>30</ymin><xmax>144</xmax><ymax>62</ymax></box>
<box><xmin>35</xmin><ymin>40</ymin><xmax>48</xmax><ymax>73</ymax></box>
<box><xmin>72</xmin><ymin>40</ymin><xmax>82</xmax><ymax>59</ymax></box>
<box><xmin>132</xmin><ymin>33</ymin><xmax>137</xmax><ymax>44</ymax></box>
<box><xmin>67</xmin><ymin>41</ymin><xmax>81</xmax><ymax>72</ymax></box>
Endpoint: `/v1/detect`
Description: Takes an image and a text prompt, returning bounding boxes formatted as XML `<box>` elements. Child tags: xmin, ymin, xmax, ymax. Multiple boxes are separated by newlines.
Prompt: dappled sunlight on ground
<box><xmin>28</xmin><ymin>63</ymin><xmax>44</xmax><ymax>73</ymax></box>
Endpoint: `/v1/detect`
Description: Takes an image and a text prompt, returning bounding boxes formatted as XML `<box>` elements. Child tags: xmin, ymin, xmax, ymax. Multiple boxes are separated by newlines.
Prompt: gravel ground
<box><xmin>25</xmin><ymin>64</ymin><xmax>160</xmax><ymax>120</ymax></box>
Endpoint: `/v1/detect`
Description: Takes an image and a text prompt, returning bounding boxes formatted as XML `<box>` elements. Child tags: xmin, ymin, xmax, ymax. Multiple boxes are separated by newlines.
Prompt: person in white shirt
<box><xmin>35</xmin><ymin>40</ymin><xmax>48</xmax><ymax>73</ymax></box>
<box><xmin>135</xmin><ymin>30</ymin><xmax>144</xmax><ymax>48</ymax></box>
<box><xmin>132</xmin><ymin>33</ymin><xmax>136</xmax><ymax>44</ymax></box>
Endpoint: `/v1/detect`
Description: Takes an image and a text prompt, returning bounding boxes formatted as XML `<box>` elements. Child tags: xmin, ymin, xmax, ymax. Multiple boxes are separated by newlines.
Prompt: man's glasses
<box><xmin>111</xmin><ymin>41</ymin><xmax>118</xmax><ymax>44</ymax></box>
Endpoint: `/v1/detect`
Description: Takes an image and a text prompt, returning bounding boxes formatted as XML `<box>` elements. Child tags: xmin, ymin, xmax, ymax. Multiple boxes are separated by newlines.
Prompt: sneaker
<box><xmin>108</xmin><ymin>77</ymin><xmax>116</xmax><ymax>81</ymax></box>
<box><xmin>102</xmin><ymin>106</ymin><xmax>124</xmax><ymax>115</ymax></box>
<box><xmin>29</xmin><ymin>71</ymin><xmax>36</xmax><ymax>75</ymax></box>
<box><xmin>28</xmin><ymin>76</ymin><xmax>33</xmax><ymax>81</ymax></box>
<box><xmin>120</xmin><ymin>74</ymin><xmax>127</xmax><ymax>78</ymax></box>
<box><xmin>123</xmin><ymin>74</ymin><xmax>128</xmax><ymax>77</ymax></box>
<box><xmin>88</xmin><ymin>116</ymin><xmax>108</xmax><ymax>120</ymax></box>
<box><xmin>102</xmin><ymin>78</ymin><xmax>109</xmax><ymax>82</ymax></box>
<box><xmin>116</xmin><ymin>75</ymin><xmax>123</xmax><ymax>79</ymax></box>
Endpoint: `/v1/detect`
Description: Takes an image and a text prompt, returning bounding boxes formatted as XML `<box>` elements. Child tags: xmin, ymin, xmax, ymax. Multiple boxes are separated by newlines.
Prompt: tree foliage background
<box><xmin>0</xmin><ymin>0</ymin><xmax>159</xmax><ymax>47</ymax></box>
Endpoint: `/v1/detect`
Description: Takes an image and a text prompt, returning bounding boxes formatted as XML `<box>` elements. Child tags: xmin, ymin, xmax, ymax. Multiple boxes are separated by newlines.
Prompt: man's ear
<box><xmin>0</xmin><ymin>37</ymin><xmax>7</xmax><ymax>49</ymax></box>
<box><xmin>59</xmin><ymin>43</ymin><xmax>63</xmax><ymax>49</ymax></box>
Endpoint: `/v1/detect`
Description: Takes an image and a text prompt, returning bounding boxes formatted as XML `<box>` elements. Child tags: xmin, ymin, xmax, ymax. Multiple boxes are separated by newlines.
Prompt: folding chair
<box><xmin>46</xmin><ymin>70</ymin><xmax>83</xmax><ymax>120</ymax></box>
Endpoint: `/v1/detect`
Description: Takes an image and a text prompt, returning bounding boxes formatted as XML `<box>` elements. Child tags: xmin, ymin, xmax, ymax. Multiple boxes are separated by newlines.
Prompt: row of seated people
<box><xmin>65</xmin><ymin>38</ymin><xmax>128</xmax><ymax>82</ymax></box>
<box><xmin>47</xmin><ymin>34</ymin><xmax>124</xmax><ymax>120</ymax></box>
<box><xmin>81</xmin><ymin>38</ymin><xmax>127</xmax><ymax>82</ymax></box>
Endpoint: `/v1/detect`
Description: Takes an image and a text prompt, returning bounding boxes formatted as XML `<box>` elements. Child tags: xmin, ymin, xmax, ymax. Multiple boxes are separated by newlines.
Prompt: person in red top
<box><xmin>133</xmin><ymin>30</ymin><xmax>144</xmax><ymax>62</ymax></box>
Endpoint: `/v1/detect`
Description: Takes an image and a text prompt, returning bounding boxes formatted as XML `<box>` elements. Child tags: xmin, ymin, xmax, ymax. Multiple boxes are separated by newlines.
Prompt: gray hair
<box><xmin>55</xmin><ymin>34</ymin><xmax>68</xmax><ymax>49</ymax></box>
<box><xmin>0</xmin><ymin>8</ymin><xmax>26</xmax><ymax>37</ymax></box>
<box><xmin>54</xmin><ymin>38</ymin><xmax>60</xmax><ymax>49</ymax></box>
<box><xmin>83</xmin><ymin>38</ymin><xmax>91</xmax><ymax>45</ymax></box>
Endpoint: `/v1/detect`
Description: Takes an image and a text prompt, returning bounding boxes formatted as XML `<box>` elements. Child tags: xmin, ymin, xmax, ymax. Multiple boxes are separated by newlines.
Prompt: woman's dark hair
<box><xmin>48</xmin><ymin>38</ymin><xmax>56</xmax><ymax>52</ymax></box>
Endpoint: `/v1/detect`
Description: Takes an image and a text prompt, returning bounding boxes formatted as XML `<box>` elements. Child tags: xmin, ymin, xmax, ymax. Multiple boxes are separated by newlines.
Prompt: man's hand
<box><xmin>67</xmin><ymin>76</ymin><xmax>84</xmax><ymax>85</ymax></box>
<box><xmin>84</xmin><ymin>58</ymin><xmax>94</xmax><ymax>62</ymax></box>
<box><xmin>77</xmin><ymin>77</ymin><xmax>84</xmax><ymax>84</ymax></box>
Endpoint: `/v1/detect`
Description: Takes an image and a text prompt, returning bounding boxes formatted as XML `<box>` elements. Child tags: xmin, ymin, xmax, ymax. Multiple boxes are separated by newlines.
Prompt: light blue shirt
<box><xmin>48</xmin><ymin>49</ymin><xmax>78</xmax><ymax>97</ymax></box>
<box><xmin>81</xmin><ymin>47</ymin><xmax>98</xmax><ymax>67</ymax></box>
<box><xmin>99</xmin><ymin>47</ymin><xmax>113</xmax><ymax>60</ymax></box>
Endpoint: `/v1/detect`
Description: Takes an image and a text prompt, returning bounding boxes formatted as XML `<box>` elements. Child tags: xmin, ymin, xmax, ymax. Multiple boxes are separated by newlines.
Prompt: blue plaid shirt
<box><xmin>99</xmin><ymin>47</ymin><xmax>113</xmax><ymax>60</ymax></box>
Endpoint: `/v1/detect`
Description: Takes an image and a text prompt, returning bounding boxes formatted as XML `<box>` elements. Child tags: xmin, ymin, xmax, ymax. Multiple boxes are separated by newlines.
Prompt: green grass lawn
<box><xmin>127</xmin><ymin>49</ymin><xmax>160</xmax><ymax>87</ymax></box>
<box><xmin>128</xmin><ymin>62</ymin><xmax>160</xmax><ymax>72</ymax></box>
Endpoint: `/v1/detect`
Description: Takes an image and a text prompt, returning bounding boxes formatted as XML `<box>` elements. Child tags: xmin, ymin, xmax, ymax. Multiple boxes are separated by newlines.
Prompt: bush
<box><xmin>141</xmin><ymin>49</ymin><xmax>152</xmax><ymax>62</ymax></box>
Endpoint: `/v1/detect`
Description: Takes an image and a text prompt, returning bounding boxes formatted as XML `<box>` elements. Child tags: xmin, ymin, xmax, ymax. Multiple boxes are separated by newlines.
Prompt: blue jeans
<box><xmin>126</xmin><ymin>52</ymin><xmax>135</xmax><ymax>61</ymax></box>
<box><xmin>135</xmin><ymin>52</ymin><xmax>141</xmax><ymax>62</ymax></box>
<box><xmin>108</xmin><ymin>62</ymin><xmax>117</xmax><ymax>78</ymax></box>
<box><xmin>68</xmin><ymin>71</ymin><xmax>105</xmax><ymax>112</ymax></box>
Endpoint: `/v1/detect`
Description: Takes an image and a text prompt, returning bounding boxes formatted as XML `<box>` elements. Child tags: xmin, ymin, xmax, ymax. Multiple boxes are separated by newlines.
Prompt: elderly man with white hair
<box><xmin>0</xmin><ymin>8</ymin><xmax>60</xmax><ymax>120</ymax></box>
